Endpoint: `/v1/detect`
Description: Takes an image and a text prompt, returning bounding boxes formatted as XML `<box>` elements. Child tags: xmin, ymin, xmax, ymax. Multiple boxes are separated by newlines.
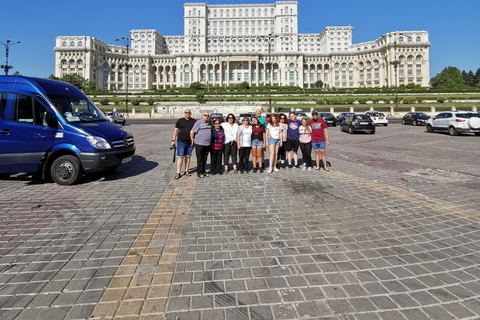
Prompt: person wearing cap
<box><xmin>309</xmin><ymin>111</ymin><xmax>330</xmax><ymax>173</ymax></box>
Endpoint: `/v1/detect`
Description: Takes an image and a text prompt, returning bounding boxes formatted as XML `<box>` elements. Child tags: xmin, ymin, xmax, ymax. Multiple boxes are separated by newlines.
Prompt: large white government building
<box><xmin>54</xmin><ymin>1</ymin><xmax>430</xmax><ymax>90</ymax></box>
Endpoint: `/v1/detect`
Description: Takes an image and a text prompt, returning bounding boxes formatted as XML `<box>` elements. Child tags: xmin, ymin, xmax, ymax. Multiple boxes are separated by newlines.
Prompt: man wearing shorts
<box><xmin>309</xmin><ymin>111</ymin><xmax>330</xmax><ymax>173</ymax></box>
<box><xmin>171</xmin><ymin>109</ymin><xmax>196</xmax><ymax>179</ymax></box>
<box><xmin>286</xmin><ymin>111</ymin><xmax>301</xmax><ymax>169</ymax></box>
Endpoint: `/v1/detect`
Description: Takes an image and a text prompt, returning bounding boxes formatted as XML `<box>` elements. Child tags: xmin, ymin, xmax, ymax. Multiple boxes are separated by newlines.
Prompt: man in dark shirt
<box><xmin>171</xmin><ymin>109</ymin><xmax>196</xmax><ymax>179</ymax></box>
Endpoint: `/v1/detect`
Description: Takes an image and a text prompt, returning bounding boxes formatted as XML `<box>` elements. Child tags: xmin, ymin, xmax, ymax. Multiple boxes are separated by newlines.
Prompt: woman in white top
<box><xmin>299</xmin><ymin>117</ymin><xmax>313</xmax><ymax>170</ymax></box>
<box><xmin>266</xmin><ymin>114</ymin><xmax>283</xmax><ymax>174</ymax></box>
<box><xmin>221</xmin><ymin>113</ymin><xmax>239</xmax><ymax>174</ymax></box>
<box><xmin>236</xmin><ymin>117</ymin><xmax>253</xmax><ymax>174</ymax></box>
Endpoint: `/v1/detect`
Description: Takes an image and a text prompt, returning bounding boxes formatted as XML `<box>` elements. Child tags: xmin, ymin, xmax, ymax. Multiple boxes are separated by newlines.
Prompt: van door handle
<box><xmin>0</xmin><ymin>129</ymin><xmax>12</xmax><ymax>135</ymax></box>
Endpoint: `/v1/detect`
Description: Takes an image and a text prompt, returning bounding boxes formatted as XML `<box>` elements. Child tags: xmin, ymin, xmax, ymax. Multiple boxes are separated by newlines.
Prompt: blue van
<box><xmin>0</xmin><ymin>76</ymin><xmax>135</xmax><ymax>185</ymax></box>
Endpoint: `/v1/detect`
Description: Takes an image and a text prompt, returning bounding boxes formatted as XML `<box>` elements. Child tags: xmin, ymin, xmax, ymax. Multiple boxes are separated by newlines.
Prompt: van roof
<box><xmin>0</xmin><ymin>76</ymin><xmax>84</xmax><ymax>97</ymax></box>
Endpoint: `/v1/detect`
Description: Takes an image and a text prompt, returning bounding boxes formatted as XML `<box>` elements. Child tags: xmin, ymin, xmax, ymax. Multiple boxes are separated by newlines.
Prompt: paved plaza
<box><xmin>1</xmin><ymin>120</ymin><xmax>480</xmax><ymax>320</ymax></box>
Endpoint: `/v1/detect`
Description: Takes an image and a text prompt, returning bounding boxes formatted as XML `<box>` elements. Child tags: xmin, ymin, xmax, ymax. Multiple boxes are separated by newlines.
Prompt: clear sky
<box><xmin>1</xmin><ymin>0</ymin><xmax>479</xmax><ymax>80</ymax></box>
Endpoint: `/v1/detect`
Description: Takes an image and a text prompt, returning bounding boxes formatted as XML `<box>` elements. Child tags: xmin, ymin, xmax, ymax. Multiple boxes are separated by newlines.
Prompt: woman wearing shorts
<box><xmin>266</xmin><ymin>114</ymin><xmax>283</xmax><ymax>174</ymax></box>
<box><xmin>251</xmin><ymin>117</ymin><xmax>266</xmax><ymax>173</ymax></box>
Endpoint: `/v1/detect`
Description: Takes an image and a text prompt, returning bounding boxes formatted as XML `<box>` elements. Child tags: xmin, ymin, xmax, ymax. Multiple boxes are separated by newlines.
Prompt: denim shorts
<box><xmin>268</xmin><ymin>137</ymin><xmax>281</xmax><ymax>145</ymax></box>
<box><xmin>252</xmin><ymin>139</ymin><xmax>263</xmax><ymax>148</ymax></box>
<box><xmin>312</xmin><ymin>141</ymin><xmax>326</xmax><ymax>151</ymax></box>
<box><xmin>177</xmin><ymin>141</ymin><xmax>194</xmax><ymax>157</ymax></box>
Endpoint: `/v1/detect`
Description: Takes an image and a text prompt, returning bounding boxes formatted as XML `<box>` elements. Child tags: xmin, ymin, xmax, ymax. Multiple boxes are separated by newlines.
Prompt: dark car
<box><xmin>208</xmin><ymin>113</ymin><xmax>225</xmax><ymax>125</ymax></box>
<box><xmin>336</xmin><ymin>112</ymin><xmax>354</xmax><ymax>125</ymax></box>
<box><xmin>402</xmin><ymin>112</ymin><xmax>430</xmax><ymax>126</ymax></box>
<box><xmin>340</xmin><ymin>114</ymin><xmax>375</xmax><ymax>134</ymax></box>
<box><xmin>319</xmin><ymin>112</ymin><xmax>337</xmax><ymax>127</ymax></box>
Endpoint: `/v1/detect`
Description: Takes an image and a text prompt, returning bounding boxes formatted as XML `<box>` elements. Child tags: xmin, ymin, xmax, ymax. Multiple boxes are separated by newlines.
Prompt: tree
<box><xmin>315</xmin><ymin>80</ymin><xmax>323</xmax><ymax>88</ymax></box>
<box><xmin>12</xmin><ymin>71</ymin><xmax>21</xmax><ymax>76</ymax></box>
<box><xmin>474</xmin><ymin>68</ymin><xmax>480</xmax><ymax>88</ymax></box>
<box><xmin>430</xmin><ymin>66</ymin><xmax>466</xmax><ymax>89</ymax></box>
<box><xmin>239</xmin><ymin>81</ymin><xmax>249</xmax><ymax>90</ymax></box>
<box><xmin>190</xmin><ymin>82</ymin><xmax>203</xmax><ymax>90</ymax></box>
<box><xmin>195</xmin><ymin>91</ymin><xmax>205</xmax><ymax>103</ymax></box>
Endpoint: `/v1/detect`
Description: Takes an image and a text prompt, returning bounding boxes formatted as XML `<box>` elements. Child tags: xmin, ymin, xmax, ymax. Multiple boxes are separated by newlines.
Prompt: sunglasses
<box><xmin>203</xmin><ymin>114</ymin><xmax>209</xmax><ymax>117</ymax></box>
<box><xmin>214</xmin><ymin>122</ymin><xmax>220</xmax><ymax>125</ymax></box>
<box><xmin>185</xmin><ymin>112</ymin><xmax>191</xmax><ymax>114</ymax></box>
<box><xmin>280</xmin><ymin>117</ymin><xmax>286</xmax><ymax>120</ymax></box>
<box><xmin>242</xmin><ymin>119</ymin><xmax>249</xmax><ymax>122</ymax></box>
<box><xmin>228</xmin><ymin>117</ymin><xmax>234</xmax><ymax>119</ymax></box>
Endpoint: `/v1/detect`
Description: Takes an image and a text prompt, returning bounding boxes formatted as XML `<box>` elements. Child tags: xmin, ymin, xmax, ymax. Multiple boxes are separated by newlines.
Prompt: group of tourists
<box><xmin>171</xmin><ymin>108</ymin><xmax>330</xmax><ymax>179</ymax></box>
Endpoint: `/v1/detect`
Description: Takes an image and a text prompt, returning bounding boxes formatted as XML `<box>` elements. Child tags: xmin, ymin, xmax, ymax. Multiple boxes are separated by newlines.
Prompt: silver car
<box><xmin>104</xmin><ymin>111</ymin><xmax>126</xmax><ymax>126</ymax></box>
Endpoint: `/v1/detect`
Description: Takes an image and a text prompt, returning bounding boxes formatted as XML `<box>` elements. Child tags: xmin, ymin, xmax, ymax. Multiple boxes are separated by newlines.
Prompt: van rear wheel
<box><xmin>51</xmin><ymin>155</ymin><xmax>82</xmax><ymax>185</ymax></box>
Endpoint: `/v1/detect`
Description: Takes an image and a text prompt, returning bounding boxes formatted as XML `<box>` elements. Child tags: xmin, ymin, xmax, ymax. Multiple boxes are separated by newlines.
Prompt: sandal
<box><xmin>224</xmin><ymin>170</ymin><xmax>229</xmax><ymax>174</ymax></box>
<box><xmin>174</xmin><ymin>173</ymin><xmax>181</xmax><ymax>179</ymax></box>
<box><xmin>186</xmin><ymin>170</ymin><xmax>192</xmax><ymax>176</ymax></box>
<box><xmin>199</xmin><ymin>174</ymin><xmax>205</xmax><ymax>178</ymax></box>
<box><xmin>234</xmin><ymin>170</ymin><xmax>238</xmax><ymax>174</ymax></box>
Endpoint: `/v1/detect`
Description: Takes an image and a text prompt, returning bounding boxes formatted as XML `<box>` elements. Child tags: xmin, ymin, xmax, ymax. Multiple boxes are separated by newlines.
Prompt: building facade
<box><xmin>54</xmin><ymin>1</ymin><xmax>430</xmax><ymax>90</ymax></box>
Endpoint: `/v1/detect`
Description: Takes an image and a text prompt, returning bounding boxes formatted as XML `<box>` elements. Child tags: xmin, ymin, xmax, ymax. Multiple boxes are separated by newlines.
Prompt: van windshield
<box><xmin>47</xmin><ymin>94</ymin><xmax>107</xmax><ymax>123</ymax></box>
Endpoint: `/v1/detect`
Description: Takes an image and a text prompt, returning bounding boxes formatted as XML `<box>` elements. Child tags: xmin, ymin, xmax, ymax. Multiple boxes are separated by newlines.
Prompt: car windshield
<box><xmin>321</xmin><ymin>113</ymin><xmax>334</xmax><ymax>117</ymax></box>
<box><xmin>239</xmin><ymin>114</ymin><xmax>250</xmax><ymax>117</ymax></box>
<box><xmin>355</xmin><ymin>115</ymin><xmax>371</xmax><ymax>120</ymax></box>
<box><xmin>47</xmin><ymin>94</ymin><xmax>106</xmax><ymax>123</ymax></box>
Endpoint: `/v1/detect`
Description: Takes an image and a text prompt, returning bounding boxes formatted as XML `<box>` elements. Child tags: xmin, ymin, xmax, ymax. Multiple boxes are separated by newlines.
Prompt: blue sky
<box><xmin>1</xmin><ymin>0</ymin><xmax>479</xmax><ymax>80</ymax></box>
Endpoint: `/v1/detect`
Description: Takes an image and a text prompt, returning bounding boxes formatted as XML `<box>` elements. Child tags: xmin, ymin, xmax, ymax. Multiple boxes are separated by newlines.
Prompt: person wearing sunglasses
<box><xmin>277</xmin><ymin>113</ymin><xmax>288</xmax><ymax>169</ymax></box>
<box><xmin>221</xmin><ymin>113</ymin><xmax>239</xmax><ymax>174</ymax></box>
<box><xmin>236</xmin><ymin>117</ymin><xmax>253</xmax><ymax>174</ymax></box>
<box><xmin>250</xmin><ymin>116</ymin><xmax>266</xmax><ymax>173</ymax></box>
<box><xmin>190</xmin><ymin>112</ymin><xmax>212</xmax><ymax>178</ymax></box>
<box><xmin>171</xmin><ymin>109</ymin><xmax>196</xmax><ymax>179</ymax></box>
<box><xmin>210</xmin><ymin>120</ymin><xmax>225</xmax><ymax>175</ymax></box>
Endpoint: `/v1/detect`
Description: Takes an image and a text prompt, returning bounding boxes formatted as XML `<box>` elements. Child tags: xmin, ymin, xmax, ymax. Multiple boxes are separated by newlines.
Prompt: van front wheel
<box><xmin>51</xmin><ymin>155</ymin><xmax>82</xmax><ymax>185</ymax></box>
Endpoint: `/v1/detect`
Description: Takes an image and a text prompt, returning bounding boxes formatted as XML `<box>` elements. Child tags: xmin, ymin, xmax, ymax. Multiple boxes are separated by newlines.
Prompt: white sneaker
<box><xmin>324</xmin><ymin>167</ymin><xmax>331</xmax><ymax>173</ymax></box>
<box><xmin>267</xmin><ymin>167</ymin><xmax>273</xmax><ymax>174</ymax></box>
<box><xmin>307</xmin><ymin>167</ymin><xmax>312</xmax><ymax>171</ymax></box>
<box><xmin>302</xmin><ymin>166</ymin><xmax>307</xmax><ymax>171</ymax></box>
<box><xmin>274</xmin><ymin>167</ymin><xmax>280</xmax><ymax>172</ymax></box>
<box><xmin>316</xmin><ymin>167</ymin><xmax>320</xmax><ymax>171</ymax></box>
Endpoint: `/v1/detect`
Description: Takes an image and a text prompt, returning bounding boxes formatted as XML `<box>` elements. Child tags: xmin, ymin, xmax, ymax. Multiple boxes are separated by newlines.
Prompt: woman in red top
<box><xmin>250</xmin><ymin>117</ymin><xmax>266</xmax><ymax>173</ymax></box>
<box><xmin>210</xmin><ymin>120</ymin><xmax>225</xmax><ymax>175</ymax></box>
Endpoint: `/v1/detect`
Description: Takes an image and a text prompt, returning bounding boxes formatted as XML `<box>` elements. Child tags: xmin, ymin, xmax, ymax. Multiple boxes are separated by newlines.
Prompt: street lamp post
<box><xmin>115</xmin><ymin>37</ymin><xmax>130</xmax><ymax>115</ymax></box>
<box><xmin>262</xmin><ymin>34</ymin><xmax>277</xmax><ymax>111</ymax></box>
<box><xmin>0</xmin><ymin>40</ymin><xmax>21</xmax><ymax>75</ymax></box>
<box><xmin>389</xmin><ymin>33</ymin><xmax>403</xmax><ymax>112</ymax></box>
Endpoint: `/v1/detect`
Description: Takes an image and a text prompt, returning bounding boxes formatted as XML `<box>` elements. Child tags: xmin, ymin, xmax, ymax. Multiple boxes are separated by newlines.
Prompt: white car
<box><xmin>362</xmin><ymin>111</ymin><xmax>388</xmax><ymax>126</ymax></box>
<box><xmin>104</xmin><ymin>111</ymin><xmax>126</xmax><ymax>126</ymax></box>
<box><xmin>426</xmin><ymin>111</ymin><xmax>480</xmax><ymax>136</ymax></box>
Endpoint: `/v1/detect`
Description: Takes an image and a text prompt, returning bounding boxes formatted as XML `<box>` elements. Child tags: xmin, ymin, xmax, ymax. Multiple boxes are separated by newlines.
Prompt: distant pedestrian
<box><xmin>286</xmin><ymin>111</ymin><xmax>301</xmax><ymax>169</ymax></box>
<box><xmin>171</xmin><ymin>109</ymin><xmax>196</xmax><ymax>179</ymax></box>
<box><xmin>299</xmin><ymin>117</ymin><xmax>313</xmax><ymax>170</ymax></box>
<box><xmin>210</xmin><ymin>120</ymin><xmax>225</xmax><ymax>175</ymax></box>
<box><xmin>237</xmin><ymin>117</ymin><xmax>252</xmax><ymax>174</ymax></box>
<box><xmin>251</xmin><ymin>116</ymin><xmax>266</xmax><ymax>173</ymax></box>
<box><xmin>190</xmin><ymin>112</ymin><xmax>212</xmax><ymax>178</ymax></box>
<box><xmin>221</xmin><ymin>113</ymin><xmax>239</xmax><ymax>174</ymax></box>
<box><xmin>266</xmin><ymin>113</ymin><xmax>283</xmax><ymax>174</ymax></box>
<box><xmin>309</xmin><ymin>111</ymin><xmax>330</xmax><ymax>173</ymax></box>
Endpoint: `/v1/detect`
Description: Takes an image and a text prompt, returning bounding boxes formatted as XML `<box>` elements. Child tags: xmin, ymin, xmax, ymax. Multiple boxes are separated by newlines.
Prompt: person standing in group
<box><xmin>210</xmin><ymin>120</ymin><xmax>225</xmax><ymax>175</ymax></box>
<box><xmin>221</xmin><ymin>113</ymin><xmax>239</xmax><ymax>174</ymax></box>
<box><xmin>266</xmin><ymin>113</ymin><xmax>283</xmax><ymax>174</ymax></box>
<box><xmin>237</xmin><ymin>117</ymin><xmax>253</xmax><ymax>174</ymax></box>
<box><xmin>250</xmin><ymin>116</ymin><xmax>266</xmax><ymax>173</ymax></box>
<box><xmin>299</xmin><ymin>117</ymin><xmax>313</xmax><ymax>170</ymax></box>
<box><xmin>190</xmin><ymin>112</ymin><xmax>212</xmax><ymax>178</ymax></box>
<box><xmin>171</xmin><ymin>109</ymin><xmax>196</xmax><ymax>179</ymax></box>
<box><xmin>277</xmin><ymin>113</ymin><xmax>288</xmax><ymax>169</ymax></box>
<box><xmin>309</xmin><ymin>111</ymin><xmax>330</xmax><ymax>173</ymax></box>
<box><xmin>285</xmin><ymin>111</ymin><xmax>302</xmax><ymax>169</ymax></box>
<box><xmin>254</xmin><ymin>108</ymin><xmax>267</xmax><ymax>127</ymax></box>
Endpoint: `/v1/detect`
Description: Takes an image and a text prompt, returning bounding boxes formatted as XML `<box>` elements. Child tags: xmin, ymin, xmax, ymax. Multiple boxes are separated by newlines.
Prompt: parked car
<box><xmin>426</xmin><ymin>111</ymin><xmax>480</xmax><ymax>136</ymax></box>
<box><xmin>402</xmin><ymin>112</ymin><xmax>429</xmax><ymax>126</ymax></box>
<box><xmin>294</xmin><ymin>111</ymin><xmax>309</xmax><ymax>122</ymax></box>
<box><xmin>336</xmin><ymin>112</ymin><xmax>354</xmax><ymax>125</ymax></box>
<box><xmin>363</xmin><ymin>111</ymin><xmax>388</xmax><ymax>126</ymax></box>
<box><xmin>319</xmin><ymin>112</ymin><xmax>337</xmax><ymax>127</ymax></box>
<box><xmin>0</xmin><ymin>76</ymin><xmax>135</xmax><ymax>185</ymax></box>
<box><xmin>340</xmin><ymin>114</ymin><xmax>375</xmax><ymax>134</ymax></box>
<box><xmin>208</xmin><ymin>113</ymin><xmax>225</xmax><ymax>125</ymax></box>
<box><xmin>237</xmin><ymin>113</ymin><xmax>252</xmax><ymax>124</ymax></box>
<box><xmin>104</xmin><ymin>111</ymin><xmax>126</xmax><ymax>126</ymax></box>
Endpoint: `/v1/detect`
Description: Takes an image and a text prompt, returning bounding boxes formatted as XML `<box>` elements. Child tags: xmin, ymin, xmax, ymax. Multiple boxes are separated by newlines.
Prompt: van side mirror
<box><xmin>43</xmin><ymin>112</ymin><xmax>59</xmax><ymax>129</ymax></box>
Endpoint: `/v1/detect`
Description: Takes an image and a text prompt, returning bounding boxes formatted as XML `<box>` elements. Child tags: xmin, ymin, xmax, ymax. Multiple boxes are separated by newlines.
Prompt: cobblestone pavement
<box><xmin>1</xmin><ymin>122</ymin><xmax>480</xmax><ymax>320</ymax></box>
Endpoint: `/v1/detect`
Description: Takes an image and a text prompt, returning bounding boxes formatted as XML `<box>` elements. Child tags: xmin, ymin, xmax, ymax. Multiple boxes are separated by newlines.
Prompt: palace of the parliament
<box><xmin>54</xmin><ymin>1</ymin><xmax>430</xmax><ymax>90</ymax></box>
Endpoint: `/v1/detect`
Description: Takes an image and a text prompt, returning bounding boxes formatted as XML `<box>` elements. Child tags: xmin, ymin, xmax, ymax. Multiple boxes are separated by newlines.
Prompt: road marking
<box><xmin>90</xmin><ymin>173</ymin><xmax>196</xmax><ymax>319</ymax></box>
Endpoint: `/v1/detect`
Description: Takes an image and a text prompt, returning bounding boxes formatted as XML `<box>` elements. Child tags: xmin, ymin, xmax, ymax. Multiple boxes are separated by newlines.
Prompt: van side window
<box><xmin>0</xmin><ymin>93</ymin><xmax>53</xmax><ymax>126</ymax></box>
